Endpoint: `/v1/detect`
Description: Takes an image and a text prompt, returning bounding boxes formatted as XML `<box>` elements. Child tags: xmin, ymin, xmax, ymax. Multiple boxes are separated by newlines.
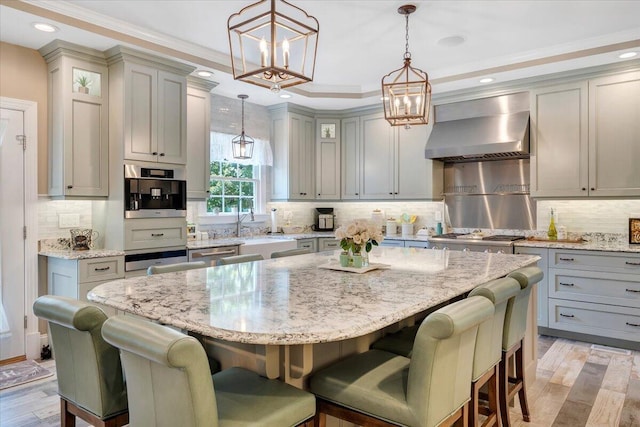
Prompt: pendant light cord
<box><xmin>404</xmin><ymin>13</ymin><xmax>411</xmax><ymax>60</ymax></box>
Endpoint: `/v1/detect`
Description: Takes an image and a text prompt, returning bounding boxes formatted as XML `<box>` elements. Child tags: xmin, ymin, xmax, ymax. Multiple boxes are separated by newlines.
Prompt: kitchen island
<box><xmin>89</xmin><ymin>247</ymin><xmax>539</xmax><ymax>387</ymax></box>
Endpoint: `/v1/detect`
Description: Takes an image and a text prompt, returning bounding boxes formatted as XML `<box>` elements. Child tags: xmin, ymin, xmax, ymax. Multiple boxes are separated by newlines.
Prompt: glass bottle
<box><xmin>547</xmin><ymin>208</ymin><xmax>557</xmax><ymax>240</ymax></box>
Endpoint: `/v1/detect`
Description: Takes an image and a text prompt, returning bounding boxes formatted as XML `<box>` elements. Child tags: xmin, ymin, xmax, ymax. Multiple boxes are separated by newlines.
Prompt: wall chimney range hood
<box><xmin>425</xmin><ymin>92</ymin><xmax>530</xmax><ymax>162</ymax></box>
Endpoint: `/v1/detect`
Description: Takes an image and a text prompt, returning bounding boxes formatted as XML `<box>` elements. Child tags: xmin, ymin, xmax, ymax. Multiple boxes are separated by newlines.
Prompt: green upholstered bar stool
<box><xmin>216</xmin><ymin>254</ymin><xmax>263</xmax><ymax>265</ymax></box>
<box><xmin>467</xmin><ymin>277</ymin><xmax>521</xmax><ymax>427</ymax></box>
<box><xmin>500</xmin><ymin>266</ymin><xmax>544</xmax><ymax>426</ymax></box>
<box><xmin>102</xmin><ymin>314</ymin><xmax>315</xmax><ymax>427</ymax></box>
<box><xmin>310</xmin><ymin>296</ymin><xmax>494</xmax><ymax>427</ymax></box>
<box><xmin>32</xmin><ymin>296</ymin><xmax>129</xmax><ymax>427</ymax></box>
<box><xmin>271</xmin><ymin>248</ymin><xmax>311</xmax><ymax>258</ymax></box>
<box><xmin>147</xmin><ymin>261</ymin><xmax>206</xmax><ymax>275</ymax></box>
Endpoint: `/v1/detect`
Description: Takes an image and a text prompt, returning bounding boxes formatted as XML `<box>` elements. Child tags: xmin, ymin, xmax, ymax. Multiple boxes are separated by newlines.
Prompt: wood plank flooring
<box><xmin>0</xmin><ymin>336</ymin><xmax>638</xmax><ymax>427</ymax></box>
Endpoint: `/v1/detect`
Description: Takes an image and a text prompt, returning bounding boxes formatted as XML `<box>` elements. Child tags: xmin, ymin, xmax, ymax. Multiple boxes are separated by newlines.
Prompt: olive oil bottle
<box><xmin>547</xmin><ymin>208</ymin><xmax>557</xmax><ymax>240</ymax></box>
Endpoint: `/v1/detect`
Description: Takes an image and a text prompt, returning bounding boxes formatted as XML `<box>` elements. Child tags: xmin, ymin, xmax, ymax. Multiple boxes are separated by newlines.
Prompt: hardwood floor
<box><xmin>0</xmin><ymin>336</ymin><xmax>638</xmax><ymax>427</ymax></box>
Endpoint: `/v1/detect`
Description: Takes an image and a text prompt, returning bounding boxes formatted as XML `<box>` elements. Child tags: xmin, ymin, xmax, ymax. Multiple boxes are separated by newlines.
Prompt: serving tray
<box><xmin>318</xmin><ymin>262</ymin><xmax>390</xmax><ymax>274</ymax></box>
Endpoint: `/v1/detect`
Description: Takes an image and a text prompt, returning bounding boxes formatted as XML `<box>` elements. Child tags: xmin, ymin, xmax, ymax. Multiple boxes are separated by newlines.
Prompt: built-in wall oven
<box><xmin>124</xmin><ymin>164</ymin><xmax>187</xmax><ymax>218</ymax></box>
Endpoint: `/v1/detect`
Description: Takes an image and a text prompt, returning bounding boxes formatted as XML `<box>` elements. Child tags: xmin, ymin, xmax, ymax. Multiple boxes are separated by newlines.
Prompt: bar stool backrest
<box><xmin>102</xmin><ymin>315</ymin><xmax>218</xmax><ymax>427</ymax></box>
<box><xmin>408</xmin><ymin>296</ymin><xmax>494</xmax><ymax>427</ymax></box>
<box><xmin>503</xmin><ymin>267</ymin><xmax>544</xmax><ymax>350</ymax></box>
<box><xmin>216</xmin><ymin>254</ymin><xmax>263</xmax><ymax>265</ymax></box>
<box><xmin>147</xmin><ymin>261</ymin><xmax>207</xmax><ymax>275</ymax></box>
<box><xmin>468</xmin><ymin>277</ymin><xmax>521</xmax><ymax>381</ymax></box>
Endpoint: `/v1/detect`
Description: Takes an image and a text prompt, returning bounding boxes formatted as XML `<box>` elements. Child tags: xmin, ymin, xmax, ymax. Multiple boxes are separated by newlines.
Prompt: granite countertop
<box><xmin>186</xmin><ymin>232</ymin><xmax>337</xmax><ymax>250</ymax></box>
<box><xmin>88</xmin><ymin>248</ymin><xmax>539</xmax><ymax>345</ymax></box>
<box><xmin>514</xmin><ymin>239</ymin><xmax>640</xmax><ymax>253</ymax></box>
<box><xmin>39</xmin><ymin>249</ymin><xmax>126</xmax><ymax>260</ymax></box>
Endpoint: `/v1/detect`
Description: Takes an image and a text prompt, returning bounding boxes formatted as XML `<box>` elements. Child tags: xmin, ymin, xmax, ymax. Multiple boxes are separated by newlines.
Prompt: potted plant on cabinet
<box><xmin>75</xmin><ymin>75</ymin><xmax>92</xmax><ymax>94</ymax></box>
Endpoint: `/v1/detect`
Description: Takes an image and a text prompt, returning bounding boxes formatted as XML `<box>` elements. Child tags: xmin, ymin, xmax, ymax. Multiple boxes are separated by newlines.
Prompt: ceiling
<box><xmin>1</xmin><ymin>0</ymin><xmax>639</xmax><ymax>110</ymax></box>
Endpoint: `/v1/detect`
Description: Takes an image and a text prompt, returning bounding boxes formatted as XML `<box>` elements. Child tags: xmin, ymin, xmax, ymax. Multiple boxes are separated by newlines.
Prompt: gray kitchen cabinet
<box><xmin>315</xmin><ymin>119</ymin><xmax>341</xmax><ymax>199</ymax></box>
<box><xmin>318</xmin><ymin>237</ymin><xmax>340</xmax><ymax>252</ymax></box>
<box><xmin>106</xmin><ymin>46</ymin><xmax>194</xmax><ymax>165</ymax></box>
<box><xmin>40</xmin><ymin>41</ymin><xmax>109</xmax><ymax>198</ymax></box>
<box><xmin>124</xmin><ymin>218</ymin><xmax>188</xmax><ymax>251</ymax></box>
<box><xmin>530</xmin><ymin>81</ymin><xmax>588</xmax><ymax>198</ymax></box>
<box><xmin>47</xmin><ymin>255</ymin><xmax>124</xmax><ymax>314</ymax></box>
<box><xmin>545</xmin><ymin>249</ymin><xmax>640</xmax><ymax>349</ymax></box>
<box><xmin>514</xmin><ymin>246</ymin><xmax>549</xmax><ymax>328</ymax></box>
<box><xmin>297</xmin><ymin>238</ymin><xmax>318</xmax><ymax>253</ymax></box>
<box><xmin>588</xmin><ymin>71</ymin><xmax>640</xmax><ymax>197</ymax></box>
<box><xmin>531</xmin><ymin>70</ymin><xmax>640</xmax><ymax>198</ymax></box>
<box><xmin>186</xmin><ymin>77</ymin><xmax>217</xmax><ymax>200</ymax></box>
<box><xmin>379</xmin><ymin>239</ymin><xmax>405</xmax><ymax>248</ymax></box>
<box><xmin>341</xmin><ymin>111</ymin><xmax>442</xmax><ymax>200</ymax></box>
<box><xmin>404</xmin><ymin>240</ymin><xmax>430</xmax><ymax>249</ymax></box>
<box><xmin>270</xmin><ymin>105</ymin><xmax>315</xmax><ymax>200</ymax></box>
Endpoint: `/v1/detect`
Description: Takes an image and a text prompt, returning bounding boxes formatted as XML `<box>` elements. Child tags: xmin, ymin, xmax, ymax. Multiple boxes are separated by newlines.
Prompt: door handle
<box><xmin>559</xmin><ymin>257</ymin><xmax>575</xmax><ymax>262</ymax></box>
<box><xmin>626</xmin><ymin>322</ymin><xmax>640</xmax><ymax>327</ymax></box>
<box><xmin>625</xmin><ymin>261</ymin><xmax>640</xmax><ymax>266</ymax></box>
<box><xmin>559</xmin><ymin>313</ymin><xmax>575</xmax><ymax>318</ymax></box>
<box><xmin>94</xmin><ymin>266</ymin><xmax>110</xmax><ymax>271</ymax></box>
<box><xmin>151</xmin><ymin>233</ymin><xmax>164</xmax><ymax>237</ymax></box>
<box><xmin>625</xmin><ymin>288</ymin><xmax>640</xmax><ymax>293</ymax></box>
<box><xmin>559</xmin><ymin>282</ymin><xmax>574</xmax><ymax>287</ymax></box>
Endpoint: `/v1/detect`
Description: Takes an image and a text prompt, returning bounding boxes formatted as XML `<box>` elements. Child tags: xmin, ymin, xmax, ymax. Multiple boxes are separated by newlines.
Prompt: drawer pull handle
<box><xmin>626</xmin><ymin>322</ymin><xmax>640</xmax><ymax>327</ymax></box>
<box><xmin>151</xmin><ymin>233</ymin><xmax>164</xmax><ymax>237</ymax></box>
<box><xmin>625</xmin><ymin>261</ymin><xmax>640</xmax><ymax>266</ymax></box>
<box><xmin>560</xmin><ymin>282</ymin><xmax>574</xmax><ymax>287</ymax></box>
<box><xmin>94</xmin><ymin>266</ymin><xmax>110</xmax><ymax>272</ymax></box>
<box><xmin>191</xmin><ymin>250</ymin><xmax>236</xmax><ymax>258</ymax></box>
<box><xmin>559</xmin><ymin>313</ymin><xmax>575</xmax><ymax>318</ymax></box>
<box><xmin>559</xmin><ymin>257</ymin><xmax>575</xmax><ymax>262</ymax></box>
<box><xmin>626</xmin><ymin>288</ymin><xmax>640</xmax><ymax>293</ymax></box>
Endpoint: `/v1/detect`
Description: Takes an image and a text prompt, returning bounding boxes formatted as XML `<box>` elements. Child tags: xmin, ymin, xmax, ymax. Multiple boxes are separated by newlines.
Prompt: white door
<box><xmin>0</xmin><ymin>107</ymin><xmax>26</xmax><ymax>361</ymax></box>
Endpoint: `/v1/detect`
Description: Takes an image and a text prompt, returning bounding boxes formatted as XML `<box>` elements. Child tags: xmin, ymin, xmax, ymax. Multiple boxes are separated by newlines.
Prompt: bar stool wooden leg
<box><xmin>515</xmin><ymin>344</ymin><xmax>531</xmax><ymax>421</ymax></box>
<box><xmin>499</xmin><ymin>339</ymin><xmax>530</xmax><ymax>426</ymax></box>
<box><xmin>471</xmin><ymin>365</ymin><xmax>500</xmax><ymax>427</ymax></box>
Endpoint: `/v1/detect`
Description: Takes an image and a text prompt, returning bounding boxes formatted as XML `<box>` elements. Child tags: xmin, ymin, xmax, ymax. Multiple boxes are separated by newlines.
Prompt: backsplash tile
<box><xmin>537</xmin><ymin>200</ymin><xmax>640</xmax><ymax>236</ymax></box>
<box><xmin>38</xmin><ymin>198</ymin><xmax>93</xmax><ymax>239</ymax></box>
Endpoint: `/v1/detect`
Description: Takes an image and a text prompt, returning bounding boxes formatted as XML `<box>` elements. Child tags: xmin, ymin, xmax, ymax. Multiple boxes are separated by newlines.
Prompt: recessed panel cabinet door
<box><xmin>125</xmin><ymin>63</ymin><xmax>157</xmax><ymax>162</ymax></box>
<box><xmin>341</xmin><ymin>117</ymin><xmax>360</xmax><ymax>199</ymax></box>
<box><xmin>360</xmin><ymin>113</ymin><xmax>394</xmax><ymax>199</ymax></box>
<box><xmin>158</xmin><ymin>70</ymin><xmax>187</xmax><ymax>164</ymax></box>
<box><xmin>589</xmin><ymin>71</ymin><xmax>640</xmax><ymax>197</ymax></box>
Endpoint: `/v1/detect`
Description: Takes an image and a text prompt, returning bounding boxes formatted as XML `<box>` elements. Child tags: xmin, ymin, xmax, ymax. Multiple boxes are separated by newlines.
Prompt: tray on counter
<box><xmin>318</xmin><ymin>262</ymin><xmax>390</xmax><ymax>274</ymax></box>
<box><xmin>526</xmin><ymin>236</ymin><xmax>585</xmax><ymax>243</ymax></box>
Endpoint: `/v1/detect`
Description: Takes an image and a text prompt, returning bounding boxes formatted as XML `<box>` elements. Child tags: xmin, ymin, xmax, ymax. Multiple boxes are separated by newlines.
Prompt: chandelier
<box><xmin>227</xmin><ymin>0</ymin><xmax>319</xmax><ymax>93</ymax></box>
<box><xmin>381</xmin><ymin>4</ymin><xmax>431</xmax><ymax>127</ymax></box>
<box><xmin>232</xmin><ymin>95</ymin><xmax>255</xmax><ymax>159</ymax></box>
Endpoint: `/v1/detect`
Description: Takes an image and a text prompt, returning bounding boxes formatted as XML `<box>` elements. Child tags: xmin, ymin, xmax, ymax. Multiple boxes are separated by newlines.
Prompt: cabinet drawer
<box><xmin>404</xmin><ymin>241</ymin><xmax>430</xmax><ymax>249</ymax></box>
<box><xmin>78</xmin><ymin>256</ymin><xmax>124</xmax><ymax>284</ymax></box>
<box><xmin>549</xmin><ymin>268</ymin><xmax>640</xmax><ymax>308</ymax></box>
<box><xmin>379</xmin><ymin>239</ymin><xmax>405</xmax><ymax>248</ymax></box>
<box><xmin>297</xmin><ymin>238</ymin><xmax>317</xmax><ymax>252</ymax></box>
<box><xmin>548</xmin><ymin>299</ymin><xmax>640</xmax><ymax>342</ymax></box>
<box><xmin>550</xmin><ymin>249</ymin><xmax>640</xmax><ymax>273</ymax></box>
<box><xmin>125</xmin><ymin>218</ymin><xmax>187</xmax><ymax>250</ymax></box>
<box><xmin>318</xmin><ymin>238</ymin><xmax>340</xmax><ymax>251</ymax></box>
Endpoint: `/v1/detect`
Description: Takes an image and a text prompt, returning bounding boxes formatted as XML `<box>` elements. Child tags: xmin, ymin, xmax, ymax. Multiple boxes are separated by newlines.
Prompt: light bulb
<box><xmin>260</xmin><ymin>38</ymin><xmax>268</xmax><ymax>67</ymax></box>
<box><xmin>282</xmin><ymin>38</ymin><xmax>290</xmax><ymax>68</ymax></box>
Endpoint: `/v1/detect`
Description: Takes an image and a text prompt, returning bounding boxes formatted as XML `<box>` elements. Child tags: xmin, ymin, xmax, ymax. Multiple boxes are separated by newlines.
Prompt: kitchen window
<box><xmin>207</xmin><ymin>160</ymin><xmax>259</xmax><ymax>213</ymax></box>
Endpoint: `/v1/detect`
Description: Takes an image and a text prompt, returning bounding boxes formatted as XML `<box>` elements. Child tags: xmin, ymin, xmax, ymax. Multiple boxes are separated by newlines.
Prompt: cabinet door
<box><xmin>341</xmin><ymin>117</ymin><xmax>360</xmax><ymax>199</ymax></box>
<box><xmin>124</xmin><ymin>62</ymin><xmax>158</xmax><ymax>162</ymax></box>
<box><xmin>589</xmin><ymin>71</ymin><xmax>640</xmax><ymax>197</ymax></box>
<box><xmin>316</xmin><ymin>119</ymin><xmax>340</xmax><ymax>199</ymax></box>
<box><xmin>360</xmin><ymin>113</ymin><xmax>394</xmax><ymax>199</ymax></box>
<box><xmin>318</xmin><ymin>237</ymin><xmax>340</xmax><ymax>251</ymax></box>
<box><xmin>530</xmin><ymin>82</ymin><xmax>589</xmax><ymax>197</ymax></box>
<box><xmin>297</xmin><ymin>238</ymin><xmax>317</xmax><ymax>252</ymax></box>
<box><xmin>158</xmin><ymin>71</ymin><xmax>187</xmax><ymax>164</ymax></box>
<box><xmin>289</xmin><ymin>113</ymin><xmax>315</xmax><ymax>199</ymax></box>
<box><xmin>395</xmin><ymin>125</ymin><xmax>440</xmax><ymax>199</ymax></box>
<box><xmin>187</xmin><ymin>86</ymin><xmax>211</xmax><ymax>199</ymax></box>
<box><xmin>515</xmin><ymin>246</ymin><xmax>549</xmax><ymax>328</ymax></box>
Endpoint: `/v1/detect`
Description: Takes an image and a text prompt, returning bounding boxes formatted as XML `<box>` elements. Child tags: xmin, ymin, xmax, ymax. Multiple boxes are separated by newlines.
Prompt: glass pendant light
<box><xmin>381</xmin><ymin>4</ymin><xmax>431</xmax><ymax>127</ymax></box>
<box><xmin>232</xmin><ymin>95</ymin><xmax>255</xmax><ymax>159</ymax></box>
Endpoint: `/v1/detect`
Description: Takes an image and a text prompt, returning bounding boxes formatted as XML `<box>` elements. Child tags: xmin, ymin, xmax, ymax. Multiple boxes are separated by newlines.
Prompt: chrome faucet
<box><xmin>236</xmin><ymin>205</ymin><xmax>254</xmax><ymax>237</ymax></box>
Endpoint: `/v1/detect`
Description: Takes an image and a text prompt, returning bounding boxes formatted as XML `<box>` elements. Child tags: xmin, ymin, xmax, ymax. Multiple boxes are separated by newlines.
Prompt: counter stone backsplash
<box><xmin>39</xmin><ymin>238</ymin><xmax>73</xmax><ymax>251</ymax></box>
<box><xmin>449</xmin><ymin>228</ymin><xmax>628</xmax><ymax>245</ymax></box>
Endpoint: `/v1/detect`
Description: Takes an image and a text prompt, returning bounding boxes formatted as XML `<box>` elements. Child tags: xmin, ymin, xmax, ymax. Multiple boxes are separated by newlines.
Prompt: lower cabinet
<box><xmin>404</xmin><ymin>240</ymin><xmax>430</xmax><ymax>249</ymax></box>
<box><xmin>514</xmin><ymin>246</ymin><xmax>549</xmax><ymax>328</ymax></box>
<box><xmin>541</xmin><ymin>248</ymin><xmax>640</xmax><ymax>349</ymax></box>
<box><xmin>318</xmin><ymin>237</ymin><xmax>340</xmax><ymax>252</ymax></box>
<box><xmin>124</xmin><ymin>218</ymin><xmax>187</xmax><ymax>250</ymax></box>
<box><xmin>47</xmin><ymin>255</ymin><xmax>125</xmax><ymax>315</ymax></box>
<box><xmin>297</xmin><ymin>238</ymin><xmax>318</xmax><ymax>253</ymax></box>
<box><xmin>379</xmin><ymin>239</ymin><xmax>405</xmax><ymax>248</ymax></box>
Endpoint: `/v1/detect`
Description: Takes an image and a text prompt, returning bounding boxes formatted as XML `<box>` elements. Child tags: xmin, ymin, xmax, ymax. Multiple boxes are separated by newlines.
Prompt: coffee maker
<box><xmin>314</xmin><ymin>208</ymin><xmax>334</xmax><ymax>231</ymax></box>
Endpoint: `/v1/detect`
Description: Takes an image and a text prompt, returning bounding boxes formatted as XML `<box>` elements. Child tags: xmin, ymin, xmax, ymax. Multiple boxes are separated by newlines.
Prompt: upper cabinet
<box><xmin>40</xmin><ymin>41</ymin><xmax>109</xmax><ymax>198</ymax></box>
<box><xmin>271</xmin><ymin>106</ymin><xmax>315</xmax><ymax>200</ymax></box>
<box><xmin>186</xmin><ymin>77</ymin><xmax>217</xmax><ymax>200</ymax></box>
<box><xmin>316</xmin><ymin>119</ymin><xmax>341</xmax><ymax>199</ymax></box>
<box><xmin>531</xmin><ymin>70</ymin><xmax>640</xmax><ymax>198</ymax></box>
<box><xmin>106</xmin><ymin>46</ymin><xmax>194</xmax><ymax>165</ymax></box>
<box><xmin>342</xmin><ymin>111</ymin><xmax>443</xmax><ymax>200</ymax></box>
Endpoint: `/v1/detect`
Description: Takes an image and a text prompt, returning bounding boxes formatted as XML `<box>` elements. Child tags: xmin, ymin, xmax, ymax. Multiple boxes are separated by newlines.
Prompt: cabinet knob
<box><xmin>394</xmin><ymin>192</ymin><xmax>398</xmax><ymax>195</ymax></box>
<box><xmin>582</xmin><ymin>188</ymin><xmax>586</xmax><ymax>191</ymax></box>
<box><xmin>152</xmin><ymin>152</ymin><xmax>158</xmax><ymax>155</ymax></box>
<box><xmin>590</xmin><ymin>187</ymin><xmax>595</xmax><ymax>191</ymax></box>
<box><xmin>67</xmin><ymin>185</ymin><xmax>73</xmax><ymax>189</ymax></box>
<box><xmin>389</xmin><ymin>192</ymin><xmax>393</xmax><ymax>195</ymax></box>
<box><xmin>159</xmin><ymin>153</ymin><xmax>165</xmax><ymax>157</ymax></box>
<box><xmin>355</xmin><ymin>193</ymin><xmax>358</xmax><ymax>195</ymax></box>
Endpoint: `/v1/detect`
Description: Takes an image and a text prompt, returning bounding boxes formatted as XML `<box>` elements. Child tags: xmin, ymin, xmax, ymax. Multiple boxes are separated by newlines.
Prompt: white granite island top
<box><xmin>88</xmin><ymin>247</ymin><xmax>539</xmax><ymax>345</ymax></box>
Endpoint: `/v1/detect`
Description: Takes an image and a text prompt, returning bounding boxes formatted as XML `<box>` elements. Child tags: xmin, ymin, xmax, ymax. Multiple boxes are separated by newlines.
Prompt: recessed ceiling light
<box><xmin>279</xmin><ymin>94</ymin><xmax>292</xmax><ymax>99</ymax></box>
<box><xmin>619</xmin><ymin>52</ymin><xmax>637</xmax><ymax>59</ymax></box>
<box><xmin>437</xmin><ymin>35</ymin><xmax>466</xmax><ymax>47</ymax></box>
<box><xmin>479</xmin><ymin>78</ymin><xmax>494</xmax><ymax>84</ymax></box>
<box><xmin>196</xmin><ymin>70</ymin><xmax>213</xmax><ymax>77</ymax></box>
<box><xmin>32</xmin><ymin>22</ymin><xmax>59</xmax><ymax>33</ymax></box>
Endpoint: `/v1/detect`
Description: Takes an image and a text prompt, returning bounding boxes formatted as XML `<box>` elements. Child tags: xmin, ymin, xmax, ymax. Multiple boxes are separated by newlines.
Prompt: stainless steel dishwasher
<box><xmin>188</xmin><ymin>245</ymin><xmax>240</xmax><ymax>266</ymax></box>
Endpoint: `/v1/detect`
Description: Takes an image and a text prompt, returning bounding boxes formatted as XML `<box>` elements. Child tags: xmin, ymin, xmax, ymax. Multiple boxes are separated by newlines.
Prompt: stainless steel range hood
<box><xmin>425</xmin><ymin>92</ymin><xmax>530</xmax><ymax>162</ymax></box>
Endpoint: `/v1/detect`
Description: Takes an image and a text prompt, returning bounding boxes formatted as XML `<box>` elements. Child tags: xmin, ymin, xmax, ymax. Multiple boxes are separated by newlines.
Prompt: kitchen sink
<box><xmin>239</xmin><ymin>237</ymin><xmax>298</xmax><ymax>259</ymax></box>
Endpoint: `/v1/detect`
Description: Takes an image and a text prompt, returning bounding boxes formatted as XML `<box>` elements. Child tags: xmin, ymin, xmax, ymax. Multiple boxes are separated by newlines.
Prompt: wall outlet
<box><xmin>58</xmin><ymin>213</ymin><xmax>80</xmax><ymax>228</ymax></box>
